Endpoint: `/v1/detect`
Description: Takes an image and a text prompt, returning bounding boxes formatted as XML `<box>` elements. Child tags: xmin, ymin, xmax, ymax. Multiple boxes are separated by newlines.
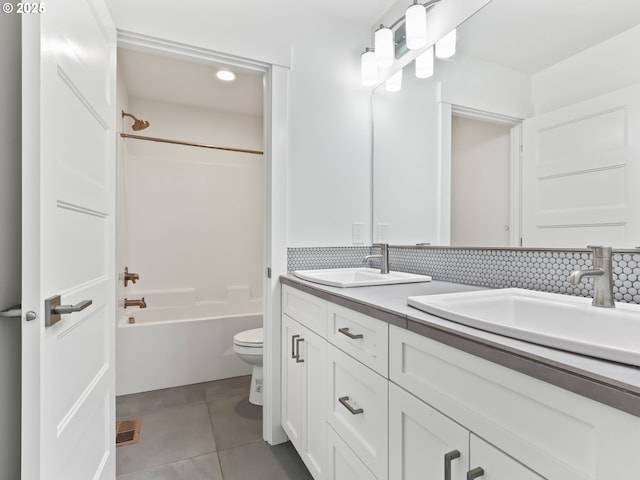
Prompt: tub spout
<box><xmin>124</xmin><ymin>297</ymin><xmax>146</xmax><ymax>309</ymax></box>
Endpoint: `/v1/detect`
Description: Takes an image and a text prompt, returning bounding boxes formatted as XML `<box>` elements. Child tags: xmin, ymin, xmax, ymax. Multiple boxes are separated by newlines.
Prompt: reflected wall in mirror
<box><xmin>372</xmin><ymin>0</ymin><xmax>640</xmax><ymax>248</ymax></box>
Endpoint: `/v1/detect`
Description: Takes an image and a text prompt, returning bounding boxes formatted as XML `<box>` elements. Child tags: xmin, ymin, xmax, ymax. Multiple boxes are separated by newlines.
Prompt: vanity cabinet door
<box><xmin>468</xmin><ymin>434</ymin><xmax>544</xmax><ymax>480</ymax></box>
<box><xmin>282</xmin><ymin>314</ymin><xmax>327</xmax><ymax>479</ymax></box>
<box><xmin>389</xmin><ymin>383</ymin><xmax>469</xmax><ymax>480</ymax></box>
<box><xmin>326</xmin><ymin>426</ymin><xmax>378</xmax><ymax>480</ymax></box>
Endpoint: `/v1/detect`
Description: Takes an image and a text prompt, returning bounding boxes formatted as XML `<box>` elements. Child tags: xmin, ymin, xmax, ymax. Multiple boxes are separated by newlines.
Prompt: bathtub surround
<box><xmin>288</xmin><ymin>246</ymin><xmax>640</xmax><ymax>304</ymax></box>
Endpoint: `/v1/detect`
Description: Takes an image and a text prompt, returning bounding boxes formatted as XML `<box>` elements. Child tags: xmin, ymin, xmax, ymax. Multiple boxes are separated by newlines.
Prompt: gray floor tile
<box><xmin>218</xmin><ymin>441</ymin><xmax>313</xmax><ymax>480</ymax></box>
<box><xmin>204</xmin><ymin>375</ymin><xmax>252</xmax><ymax>402</ymax></box>
<box><xmin>116</xmin><ymin>402</ymin><xmax>216</xmax><ymax>475</ymax></box>
<box><xmin>117</xmin><ymin>383</ymin><xmax>207</xmax><ymax>420</ymax></box>
<box><xmin>116</xmin><ymin>453</ymin><xmax>223</xmax><ymax>480</ymax></box>
<box><xmin>208</xmin><ymin>384</ymin><xmax>263</xmax><ymax>451</ymax></box>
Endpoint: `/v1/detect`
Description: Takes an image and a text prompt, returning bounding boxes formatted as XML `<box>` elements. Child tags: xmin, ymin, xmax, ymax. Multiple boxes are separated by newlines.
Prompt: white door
<box><xmin>22</xmin><ymin>1</ymin><xmax>117</xmax><ymax>479</ymax></box>
<box><xmin>522</xmin><ymin>84</ymin><xmax>640</xmax><ymax>248</ymax></box>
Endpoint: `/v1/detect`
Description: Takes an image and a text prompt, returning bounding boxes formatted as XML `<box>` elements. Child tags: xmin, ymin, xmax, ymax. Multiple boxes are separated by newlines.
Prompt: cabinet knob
<box><xmin>444</xmin><ymin>450</ymin><xmax>460</xmax><ymax>480</ymax></box>
<box><xmin>291</xmin><ymin>335</ymin><xmax>300</xmax><ymax>359</ymax></box>
<box><xmin>295</xmin><ymin>337</ymin><xmax>305</xmax><ymax>363</ymax></box>
<box><xmin>338</xmin><ymin>327</ymin><xmax>364</xmax><ymax>340</ymax></box>
<box><xmin>338</xmin><ymin>396</ymin><xmax>364</xmax><ymax>415</ymax></box>
<box><xmin>467</xmin><ymin>467</ymin><xmax>484</xmax><ymax>480</ymax></box>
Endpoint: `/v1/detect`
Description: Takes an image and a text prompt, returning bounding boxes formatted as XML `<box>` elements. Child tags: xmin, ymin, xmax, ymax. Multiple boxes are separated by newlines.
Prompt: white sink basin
<box><xmin>294</xmin><ymin>268</ymin><xmax>431</xmax><ymax>288</ymax></box>
<box><xmin>408</xmin><ymin>288</ymin><xmax>640</xmax><ymax>366</ymax></box>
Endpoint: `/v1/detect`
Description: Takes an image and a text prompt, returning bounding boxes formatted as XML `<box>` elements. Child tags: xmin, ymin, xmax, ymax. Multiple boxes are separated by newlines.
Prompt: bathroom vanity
<box><xmin>280</xmin><ymin>275</ymin><xmax>640</xmax><ymax>480</ymax></box>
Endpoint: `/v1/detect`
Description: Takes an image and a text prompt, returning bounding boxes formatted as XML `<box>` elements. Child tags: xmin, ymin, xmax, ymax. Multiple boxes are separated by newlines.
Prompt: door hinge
<box><xmin>267</xmin><ymin>267</ymin><xmax>272</xmax><ymax>279</ymax></box>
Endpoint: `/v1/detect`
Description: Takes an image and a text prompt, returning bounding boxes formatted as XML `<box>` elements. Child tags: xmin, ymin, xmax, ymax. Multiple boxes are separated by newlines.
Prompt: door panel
<box><xmin>522</xmin><ymin>85</ymin><xmax>640</xmax><ymax>247</ymax></box>
<box><xmin>22</xmin><ymin>0</ymin><xmax>116</xmax><ymax>478</ymax></box>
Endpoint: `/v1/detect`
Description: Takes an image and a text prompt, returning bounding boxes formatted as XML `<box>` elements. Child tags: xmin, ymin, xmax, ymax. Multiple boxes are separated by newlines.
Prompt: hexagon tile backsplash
<box><xmin>287</xmin><ymin>246</ymin><xmax>640</xmax><ymax>304</ymax></box>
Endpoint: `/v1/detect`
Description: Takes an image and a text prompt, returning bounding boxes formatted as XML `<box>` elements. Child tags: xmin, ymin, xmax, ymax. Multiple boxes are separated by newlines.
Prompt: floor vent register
<box><xmin>116</xmin><ymin>419</ymin><xmax>141</xmax><ymax>447</ymax></box>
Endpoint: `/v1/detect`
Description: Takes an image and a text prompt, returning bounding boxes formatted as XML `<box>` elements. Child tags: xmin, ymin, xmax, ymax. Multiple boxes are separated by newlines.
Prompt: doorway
<box><xmin>116</xmin><ymin>46</ymin><xmax>266</xmax><ymax>395</ymax></box>
<box><xmin>449</xmin><ymin>109</ymin><xmax>522</xmax><ymax>247</ymax></box>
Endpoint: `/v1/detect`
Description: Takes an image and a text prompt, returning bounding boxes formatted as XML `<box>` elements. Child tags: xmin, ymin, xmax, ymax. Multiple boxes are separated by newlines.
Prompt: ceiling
<box><xmin>118</xmin><ymin>49</ymin><xmax>265</xmax><ymax>116</ymax></box>
<box><xmin>457</xmin><ymin>0</ymin><xmax>640</xmax><ymax>74</ymax></box>
<box><xmin>118</xmin><ymin>0</ymin><xmax>640</xmax><ymax>114</ymax></box>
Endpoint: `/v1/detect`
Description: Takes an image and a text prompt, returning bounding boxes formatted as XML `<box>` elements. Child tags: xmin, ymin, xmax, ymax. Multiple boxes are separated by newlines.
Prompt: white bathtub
<box><xmin>116</xmin><ymin>293</ymin><xmax>262</xmax><ymax>395</ymax></box>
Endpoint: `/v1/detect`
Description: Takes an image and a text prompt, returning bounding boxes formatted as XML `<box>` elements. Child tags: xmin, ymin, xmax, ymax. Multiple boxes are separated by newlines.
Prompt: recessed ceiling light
<box><xmin>216</xmin><ymin>70</ymin><xmax>237</xmax><ymax>82</ymax></box>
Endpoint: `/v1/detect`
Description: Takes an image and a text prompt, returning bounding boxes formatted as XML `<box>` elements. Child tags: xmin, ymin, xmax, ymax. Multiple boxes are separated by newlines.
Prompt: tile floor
<box><xmin>116</xmin><ymin>375</ymin><xmax>313</xmax><ymax>479</ymax></box>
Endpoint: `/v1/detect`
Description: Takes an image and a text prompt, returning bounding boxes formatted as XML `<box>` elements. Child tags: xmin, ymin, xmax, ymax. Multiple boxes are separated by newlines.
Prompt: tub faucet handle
<box><xmin>124</xmin><ymin>267</ymin><xmax>140</xmax><ymax>287</ymax></box>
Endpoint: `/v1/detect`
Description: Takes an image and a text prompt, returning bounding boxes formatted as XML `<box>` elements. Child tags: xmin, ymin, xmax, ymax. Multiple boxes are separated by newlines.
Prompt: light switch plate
<box><xmin>352</xmin><ymin>223</ymin><xmax>364</xmax><ymax>245</ymax></box>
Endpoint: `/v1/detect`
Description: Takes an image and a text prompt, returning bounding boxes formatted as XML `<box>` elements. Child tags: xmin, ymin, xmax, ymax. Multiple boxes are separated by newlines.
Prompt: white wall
<box><xmin>0</xmin><ymin>11</ymin><xmax>22</xmax><ymax>480</ymax></box>
<box><xmin>105</xmin><ymin>0</ymin><xmax>374</xmax><ymax>247</ymax></box>
<box><xmin>533</xmin><ymin>24</ymin><xmax>640</xmax><ymax>115</ymax></box>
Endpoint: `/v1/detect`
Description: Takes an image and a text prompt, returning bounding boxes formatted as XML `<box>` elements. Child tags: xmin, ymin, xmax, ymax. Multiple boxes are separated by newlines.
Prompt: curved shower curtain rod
<box><xmin>119</xmin><ymin>132</ymin><xmax>264</xmax><ymax>155</ymax></box>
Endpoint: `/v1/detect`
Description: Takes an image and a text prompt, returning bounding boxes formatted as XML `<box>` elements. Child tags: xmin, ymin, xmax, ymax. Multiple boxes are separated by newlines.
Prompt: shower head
<box><xmin>122</xmin><ymin>110</ymin><xmax>150</xmax><ymax>131</ymax></box>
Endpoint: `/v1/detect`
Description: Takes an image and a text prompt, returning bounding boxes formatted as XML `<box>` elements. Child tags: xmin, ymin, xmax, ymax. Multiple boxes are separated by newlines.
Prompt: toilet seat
<box><xmin>233</xmin><ymin>327</ymin><xmax>263</xmax><ymax>347</ymax></box>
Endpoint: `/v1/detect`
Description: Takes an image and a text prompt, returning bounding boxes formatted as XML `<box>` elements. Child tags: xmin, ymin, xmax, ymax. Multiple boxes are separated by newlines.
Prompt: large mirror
<box><xmin>372</xmin><ymin>0</ymin><xmax>640</xmax><ymax>248</ymax></box>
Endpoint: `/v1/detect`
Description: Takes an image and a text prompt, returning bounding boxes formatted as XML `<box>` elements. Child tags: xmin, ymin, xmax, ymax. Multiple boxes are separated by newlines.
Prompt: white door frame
<box><xmin>439</xmin><ymin>104</ymin><xmax>523</xmax><ymax>246</ymax></box>
<box><xmin>116</xmin><ymin>31</ymin><xmax>289</xmax><ymax>445</ymax></box>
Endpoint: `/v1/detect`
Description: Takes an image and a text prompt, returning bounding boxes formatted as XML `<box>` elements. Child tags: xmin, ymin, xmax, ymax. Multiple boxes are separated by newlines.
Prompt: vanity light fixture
<box><xmin>405</xmin><ymin>1</ymin><xmax>427</xmax><ymax>50</ymax></box>
<box><xmin>360</xmin><ymin>0</ymin><xmax>445</xmax><ymax>86</ymax></box>
<box><xmin>435</xmin><ymin>28</ymin><xmax>457</xmax><ymax>58</ymax></box>
<box><xmin>415</xmin><ymin>45</ymin><xmax>434</xmax><ymax>78</ymax></box>
<box><xmin>385</xmin><ymin>69</ymin><xmax>403</xmax><ymax>92</ymax></box>
<box><xmin>216</xmin><ymin>69</ymin><xmax>237</xmax><ymax>82</ymax></box>
<box><xmin>361</xmin><ymin>47</ymin><xmax>378</xmax><ymax>86</ymax></box>
<box><xmin>374</xmin><ymin>25</ymin><xmax>394</xmax><ymax>67</ymax></box>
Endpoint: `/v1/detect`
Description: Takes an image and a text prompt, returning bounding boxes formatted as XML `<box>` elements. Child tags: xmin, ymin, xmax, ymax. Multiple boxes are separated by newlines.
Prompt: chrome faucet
<box><xmin>124</xmin><ymin>297</ymin><xmax>147</xmax><ymax>309</ymax></box>
<box><xmin>363</xmin><ymin>243</ymin><xmax>390</xmax><ymax>274</ymax></box>
<box><xmin>568</xmin><ymin>246</ymin><xmax>615</xmax><ymax>308</ymax></box>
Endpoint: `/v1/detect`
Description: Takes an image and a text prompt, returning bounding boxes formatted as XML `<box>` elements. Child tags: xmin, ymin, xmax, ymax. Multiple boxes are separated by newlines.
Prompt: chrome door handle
<box><xmin>467</xmin><ymin>467</ymin><xmax>484</xmax><ymax>480</ymax></box>
<box><xmin>45</xmin><ymin>295</ymin><xmax>93</xmax><ymax>327</ymax></box>
<box><xmin>295</xmin><ymin>337</ymin><xmax>305</xmax><ymax>363</ymax></box>
<box><xmin>444</xmin><ymin>450</ymin><xmax>460</xmax><ymax>480</ymax></box>
<box><xmin>338</xmin><ymin>396</ymin><xmax>364</xmax><ymax>415</ymax></box>
<box><xmin>0</xmin><ymin>304</ymin><xmax>21</xmax><ymax>318</ymax></box>
<box><xmin>338</xmin><ymin>327</ymin><xmax>363</xmax><ymax>340</ymax></box>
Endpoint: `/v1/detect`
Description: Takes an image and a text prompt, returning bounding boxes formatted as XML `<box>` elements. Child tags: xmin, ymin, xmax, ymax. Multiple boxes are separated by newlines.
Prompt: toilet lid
<box><xmin>234</xmin><ymin>327</ymin><xmax>263</xmax><ymax>346</ymax></box>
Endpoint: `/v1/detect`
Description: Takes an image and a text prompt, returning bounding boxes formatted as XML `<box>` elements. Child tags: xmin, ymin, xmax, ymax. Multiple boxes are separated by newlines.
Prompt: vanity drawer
<box><xmin>327</xmin><ymin>344</ymin><xmax>388</xmax><ymax>480</ymax></box>
<box><xmin>327</xmin><ymin>303</ymin><xmax>389</xmax><ymax>377</ymax></box>
<box><xmin>282</xmin><ymin>285</ymin><xmax>327</xmax><ymax>337</ymax></box>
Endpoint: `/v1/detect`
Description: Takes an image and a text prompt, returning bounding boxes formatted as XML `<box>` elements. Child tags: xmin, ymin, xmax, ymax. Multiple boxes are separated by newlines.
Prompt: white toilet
<box><xmin>233</xmin><ymin>327</ymin><xmax>264</xmax><ymax>406</ymax></box>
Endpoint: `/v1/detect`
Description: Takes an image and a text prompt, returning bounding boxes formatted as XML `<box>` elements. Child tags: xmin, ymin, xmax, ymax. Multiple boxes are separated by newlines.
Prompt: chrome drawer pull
<box><xmin>291</xmin><ymin>334</ymin><xmax>300</xmax><ymax>359</ymax></box>
<box><xmin>444</xmin><ymin>450</ymin><xmax>460</xmax><ymax>480</ymax></box>
<box><xmin>467</xmin><ymin>467</ymin><xmax>484</xmax><ymax>480</ymax></box>
<box><xmin>295</xmin><ymin>337</ymin><xmax>305</xmax><ymax>363</ymax></box>
<box><xmin>338</xmin><ymin>396</ymin><xmax>363</xmax><ymax>415</ymax></box>
<box><xmin>338</xmin><ymin>327</ymin><xmax>363</xmax><ymax>340</ymax></box>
